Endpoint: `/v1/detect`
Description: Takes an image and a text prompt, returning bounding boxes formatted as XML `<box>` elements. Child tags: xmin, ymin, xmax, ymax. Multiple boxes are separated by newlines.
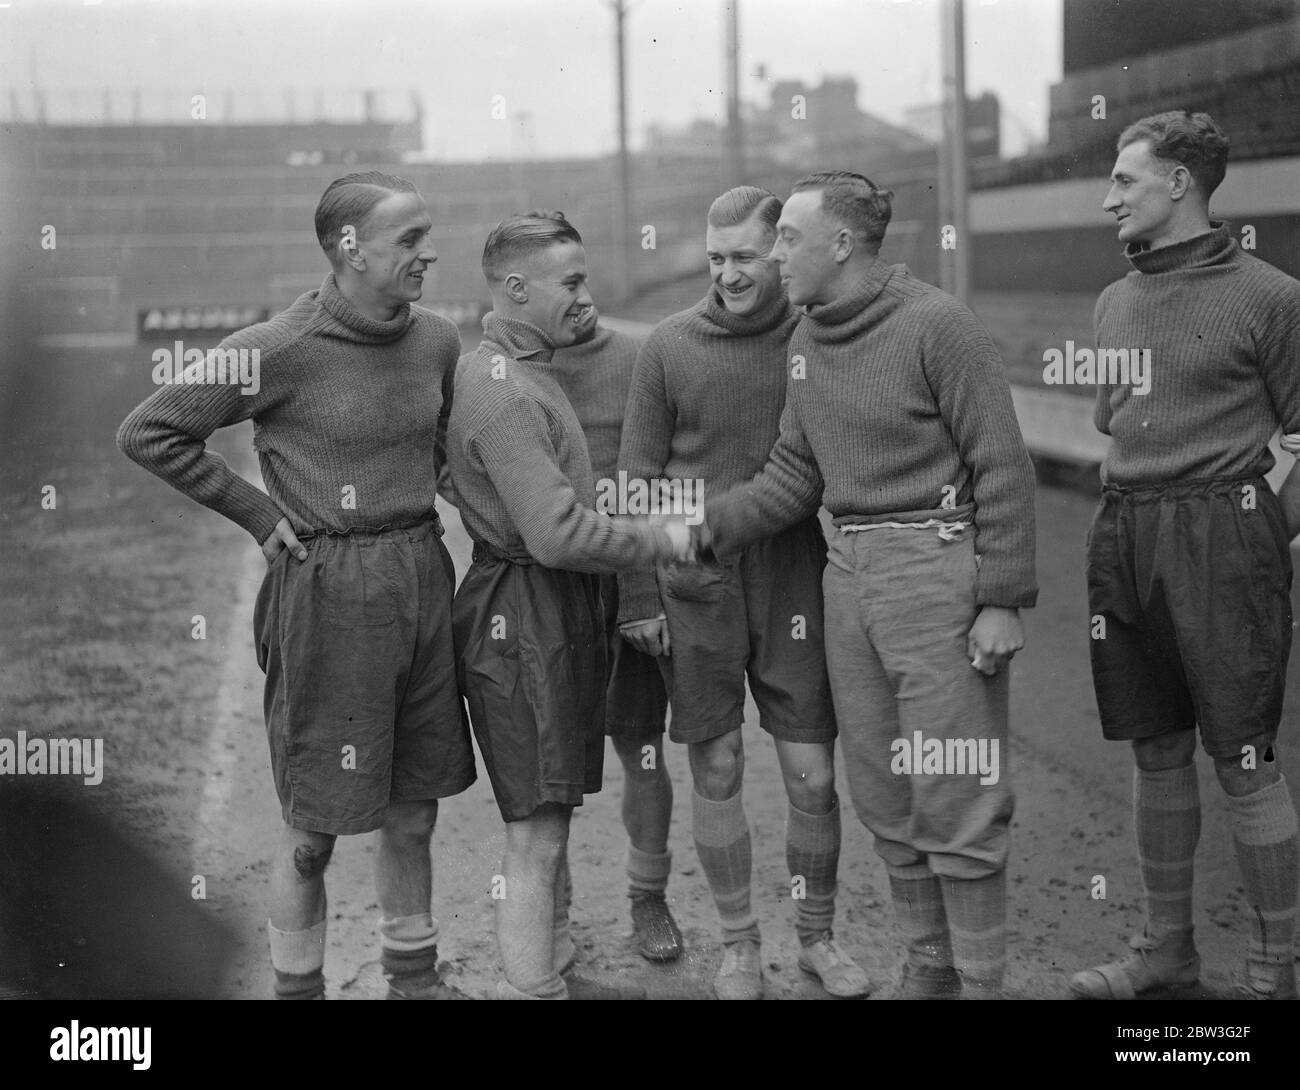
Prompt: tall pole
<box><xmin>612</xmin><ymin>0</ymin><xmax>632</xmax><ymax>306</ymax></box>
<box><xmin>724</xmin><ymin>0</ymin><xmax>745</xmax><ymax>187</ymax></box>
<box><xmin>938</xmin><ymin>0</ymin><xmax>971</xmax><ymax>304</ymax></box>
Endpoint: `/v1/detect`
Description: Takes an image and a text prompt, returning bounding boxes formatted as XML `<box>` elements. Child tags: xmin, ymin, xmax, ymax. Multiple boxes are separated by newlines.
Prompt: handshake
<box><xmin>650</xmin><ymin>512</ymin><xmax>713</xmax><ymax>565</ymax></box>
<box><xmin>622</xmin><ymin>512</ymin><xmax>714</xmax><ymax>657</ymax></box>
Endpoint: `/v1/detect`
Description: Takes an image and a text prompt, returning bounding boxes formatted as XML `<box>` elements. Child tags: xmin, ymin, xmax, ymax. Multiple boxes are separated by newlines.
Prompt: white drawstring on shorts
<box><xmin>839</xmin><ymin>518</ymin><xmax>971</xmax><ymax>542</ymax></box>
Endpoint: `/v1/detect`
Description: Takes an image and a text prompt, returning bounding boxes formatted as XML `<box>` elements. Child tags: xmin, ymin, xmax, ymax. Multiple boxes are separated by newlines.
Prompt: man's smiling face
<box><xmin>1103</xmin><ymin>140</ymin><xmax>1180</xmax><ymax>249</ymax></box>
<box><xmin>354</xmin><ymin>191</ymin><xmax>437</xmax><ymax>307</ymax></box>
<box><xmin>706</xmin><ymin>213</ymin><xmax>784</xmax><ymax>317</ymax></box>
<box><xmin>514</xmin><ymin>240</ymin><xmax>595</xmax><ymax>347</ymax></box>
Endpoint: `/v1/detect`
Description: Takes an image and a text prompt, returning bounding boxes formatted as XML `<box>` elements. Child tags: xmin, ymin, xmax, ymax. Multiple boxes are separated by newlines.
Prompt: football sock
<box><xmin>693</xmin><ymin>788</ymin><xmax>760</xmax><ymax>946</ymax></box>
<box><xmin>1227</xmin><ymin>775</ymin><xmax>1299</xmax><ymax>993</ymax></box>
<box><xmin>940</xmin><ymin>871</ymin><xmax>1007</xmax><ymax>998</ymax></box>
<box><xmin>786</xmin><ymin>797</ymin><xmax>840</xmax><ymax>946</ymax></box>
<box><xmin>1134</xmin><ymin>763</ymin><xmax>1200</xmax><ymax>943</ymax></box>
<box><xmin>268</xmin><ymin>919</ymin><xmax>326</xmax><ymax>1000</ymax></box>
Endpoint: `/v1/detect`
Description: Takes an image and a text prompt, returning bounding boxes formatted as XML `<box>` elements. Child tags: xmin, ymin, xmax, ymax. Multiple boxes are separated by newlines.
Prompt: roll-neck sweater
<box><xmin>1093</xmin><ymin>222</ymin><xmax>1300</xmax><ymax>485</ymax></box>
<box><xmin>615</xmin><ymin>285</ymin><xmax>801</xmax><ymax>623</ymax></box>
<box><xmin>117</xmin><ymin>273</ymin><xmax>459</xmax><ymax>544</ymax></box>
<box><xmin>446</xmin><ymin>312</ymin><xmax>670</xmax><ymax>572</ymax></box>
<box><xmin>549</xmin><ymin>323</ymin><xmax>644</xmax><ymax>482</ymax></box>
<box><xmin>706</xmin><ymin>260</ymin><xmax>1037</xmax><ymax>611</ymax></box>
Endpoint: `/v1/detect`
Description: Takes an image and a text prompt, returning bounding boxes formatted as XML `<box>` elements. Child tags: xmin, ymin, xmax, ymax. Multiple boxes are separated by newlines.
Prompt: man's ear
<box><xmin>1168</xmin><ymin>164</ymin><xmax>1193</xmax><ymax>202</ymax></box>
<box><xmin>339</xmin><ymin>227</ymin><xmax>366</xmax><ymax>272</ymax></box>
<box><xmin>504</xmin><ymin>272</ymin><xmax>528</xmax><ymax>304</ymax></box>
<box><xmin>833</xmin><ymin>227</ymin><xmax>856</xmax><ymax>264</ymax></box>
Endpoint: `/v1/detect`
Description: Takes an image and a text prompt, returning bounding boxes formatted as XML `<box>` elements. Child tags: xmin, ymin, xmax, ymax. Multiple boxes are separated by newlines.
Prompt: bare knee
<box><xmin>778</xmin><ymin>741</ymin><xmax>836</xmax><ymax>812</ymax></box>
<box><xmin>613</xmin><ymin>734</ymin><xmax>667</xmax><ymax>779</ymax></box>
<box><xmin>382</xmin><ymin>799</ymin><xmax>438</xmax><ymax>841</ymax></box>
<box><xmin>690</xmin><ymin>731</ymin><xmax>744</xmax><ymax>800</ymax></box>
<box><xmin>1213</xmin><ymin>742</ymin><xmax>1281</xmax><ymax>797</ymax></box>
<box><xmin>290</xmin><ymin>838</ymin><xmax>335</xmax><ymax>882</ymax></box>
<box><xmin>505</xmin><ymin>803</ymin><xmax>571</xmax><ymax>864</ymax></box>
<box><xmin>783</xmin><ymin>764</ymin><xmax>835</xmax><ymax>813</ymax></box>
<box><xmin>1132</xmin><ymin>732</ymin><xmax>1196</xmax><ymax>771</ymax></box>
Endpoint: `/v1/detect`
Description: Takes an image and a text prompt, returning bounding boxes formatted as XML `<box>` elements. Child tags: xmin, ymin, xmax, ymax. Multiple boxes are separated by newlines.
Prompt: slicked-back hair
<box><xmin>1117</xmin><ymin>110</ymin><xmax>1230</xmax><ymax>197</ymax></box>
<box><xmin>791</xmin><ymin>170</ymin><xmax>894</xmax><ymax>252</ymax></box>
<box><xmin>707</xmin><ymin>186</ymin><xmax>783</xmax><ymax>245</ymax></box>
<box><xmin>482</xmin><ymin>210</ymin><xmax>583</xmax><ymax>282</ymax></box>
<box><xmin>315</xmin><ymin>171</ymin><xmax>419</xmax><ymax>266</ymax></box>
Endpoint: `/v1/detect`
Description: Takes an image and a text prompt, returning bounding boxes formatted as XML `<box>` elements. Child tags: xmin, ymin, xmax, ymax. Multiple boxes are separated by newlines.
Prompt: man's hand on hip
<box><xmin>261</xmin><ymin>517</ymin><xmax>309</xmax><ymax>566</ymax></box>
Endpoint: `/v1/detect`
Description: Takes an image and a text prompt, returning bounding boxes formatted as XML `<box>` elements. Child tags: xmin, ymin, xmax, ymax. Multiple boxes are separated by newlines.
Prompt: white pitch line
<box><xmin>192</xmin><ymin>542</ymin><xmax>263</xmax><ymax>868</ymax></box>
<box><xmin>192</xmin><ymin>436</ymin><xmax>265</xmax><ymax>871</ymax></box>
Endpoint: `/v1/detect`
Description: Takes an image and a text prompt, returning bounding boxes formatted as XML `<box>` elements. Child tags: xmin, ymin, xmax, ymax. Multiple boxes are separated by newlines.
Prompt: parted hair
<box><xmin>482</xmin><ymin>210</ymin><xmax>583</xmax><ymax>282</ymax></box>
<box><xmin>791</xmin><ymin>170</ymin><xmax>894</xmax><ymax>252</ymax></box>
<box><xmin>707</xmin><ymin>186</ymin><xmax>783</xmax><ymax>244</ymax></box>
<box><xmin>314</xmin><ymin>171</ymin><xmax>418</xmax><ymax>266</ymax></box>
<box><xmin>1117</xmin><ymin>111</ymin><xmax>1230</xmax><ymax>197</ymax></box>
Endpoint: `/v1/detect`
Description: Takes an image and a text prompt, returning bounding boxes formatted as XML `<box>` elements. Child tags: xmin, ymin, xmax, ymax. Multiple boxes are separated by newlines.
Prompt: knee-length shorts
<box><xmin>454</xmin><ymin>546</ymin><xmax>607</xmax><ymax>822</ymax></box>
<box><xmin>254</xmin><ymin>520</ymin><xmax>476</xmax><ymax>836</ymax></box>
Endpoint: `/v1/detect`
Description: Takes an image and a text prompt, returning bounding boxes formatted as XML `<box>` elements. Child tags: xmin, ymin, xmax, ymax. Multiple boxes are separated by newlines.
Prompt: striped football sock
<box><xmin>693</xmin><ymin>788</ymin><xmax>759</xmax><ymax>946</ymax></box>
<box><xmin>1227</xmin><ymin>775</ymin><xmax>1299</xmax><ymax>994</ymax></box>
<box><xmin>1134</xmin><ymin>763</ymin><xmax>1200</xmax><ymax>944</ymax></box>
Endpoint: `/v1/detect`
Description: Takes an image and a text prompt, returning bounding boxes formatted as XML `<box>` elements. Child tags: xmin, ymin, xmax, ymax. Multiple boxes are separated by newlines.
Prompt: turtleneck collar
<box><xmin>1124</xmin><ymin>221</ymin><xmax>1235</xmax><ymax>275</ymax></box>
<box><xmin>801</xmin><ymin>259</ymin><xmax>898</xmax><ymax>343</ymax></box>
<box><xmin>701</xmin><ymin>283</ymin><xmax>795</xmax><ymax>337</ymax></box>
<box><xmin>317</xmin><ymin>273</ymin><xmax>415</xmax><ymax>344</ymax></box>
<box><xmin>482</xmin><ymin>311</ymin><xmax>558</xmax><ymax>364</ymax></box>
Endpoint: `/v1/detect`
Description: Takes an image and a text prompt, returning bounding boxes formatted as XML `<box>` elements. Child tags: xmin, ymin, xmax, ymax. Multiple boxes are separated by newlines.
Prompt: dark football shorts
<box><xmin>657</xmin><ymin>517</ymin><xmax>836</xmax><ymax>746</ymax></box>
<box><xmin>599</xmin><ymin>575</ymin><xmax>669</xmax><ymax>742</ymax></box>
<box><xmin>253</xmin><ymin>518</ymin><xmax>476</xmax><ymax>836</ymax></box>
<box><xmin>1087</xmin><ymin>474</ymin><xmax>1293</xmax><ymax>759</ymax></box>
<box><xmin>454</xmin><ymin>542</ymin><xmax>607</xmax><ymax>823</ymax></box>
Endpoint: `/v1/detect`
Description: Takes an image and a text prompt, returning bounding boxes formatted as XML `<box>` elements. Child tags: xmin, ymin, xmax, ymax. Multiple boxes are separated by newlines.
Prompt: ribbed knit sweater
<box><xmin>116</xmin><ymin>273</ymin><xmax>459</xmax><ymax>544</ymax></box>
<box><xmin>706</xmin><ymin>260</ymin><xmax>1038</xmax><ymax>610</ymax></box>
<box><xmin>446</xmin><ymin>312</ymin><xmax>670</xmax><ymax>572</ymax></box>
<box><xmin>549</xmin><ymin>324</ymin><xmax>644</xmax><ymax>481</ymax></box>
<box><xmin>1094</xmin><ymin>222</ymin><xmax>1300</xmax><ymax>485</ymax></box>
<box><xmin>614</xmin><ymin>285</ymin><xmax>800</xmax><ymax>622</ymax></box>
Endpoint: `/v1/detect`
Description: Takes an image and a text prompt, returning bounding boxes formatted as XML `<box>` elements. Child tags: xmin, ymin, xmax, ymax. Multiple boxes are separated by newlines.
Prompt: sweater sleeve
<box><xmin>706</xmin><ymin>372</ymin><xmax>824</xmax><ymax>555</ymax></box>
<box><xmin>1253</xmin><ymin>275</ymin><xmax>1300</xmax><ymax>435</ymax></box>
<box><xmin>923</xmin><ymin>300</ymin><xmax>1038</xmax><ymax>609</ymax></box>
<box><xmin>472</xmin><ymin>396</ymin><xmax>670</xmax><ymax>573</ymax></box>
<box><xmin>615</xmin><ymin>335</ymin><xmax>677</xmax><ymax>622</ymax></box>
<box><xmin>116</xmin><ymin>345</ymin><xmax>284</xmax><ymax>545</ymax></box>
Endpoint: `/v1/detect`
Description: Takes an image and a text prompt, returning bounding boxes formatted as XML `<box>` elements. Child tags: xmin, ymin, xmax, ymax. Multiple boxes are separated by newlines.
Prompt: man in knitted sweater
<box><xmin>618</xmin><ymin>186</ymin><xmax>871</xmax><ymax>999</ymax></box>
<box><xmin>447</xmin><ymin>211</ymin><xmax>691</xmax><ymax>1000</ymax></box>
<box><xmin>1070</xmin><ymin>112</ymin><xmax>1300</xmax><ymax>1001</ymax></box>
<box><xmin>117</xmin><ymin>171</ymin><xmax>477</xmax><ymax>1000</ymax></box>
<box><xmin>699</xmin><ymin>171</ymin><xmax>1038</xmax><ymax>999</ymax></box>
<box><xmin>549</xmin><ymin>315</ymin><xmax>683</xmax><ymax>963</ymax></box>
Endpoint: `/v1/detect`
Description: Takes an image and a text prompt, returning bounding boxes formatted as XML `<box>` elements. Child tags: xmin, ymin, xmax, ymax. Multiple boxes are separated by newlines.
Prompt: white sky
<box><xmin>1</xmin><ymin>0</ymin><xmax>1063</xmax><ymax>158</ymax></box>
